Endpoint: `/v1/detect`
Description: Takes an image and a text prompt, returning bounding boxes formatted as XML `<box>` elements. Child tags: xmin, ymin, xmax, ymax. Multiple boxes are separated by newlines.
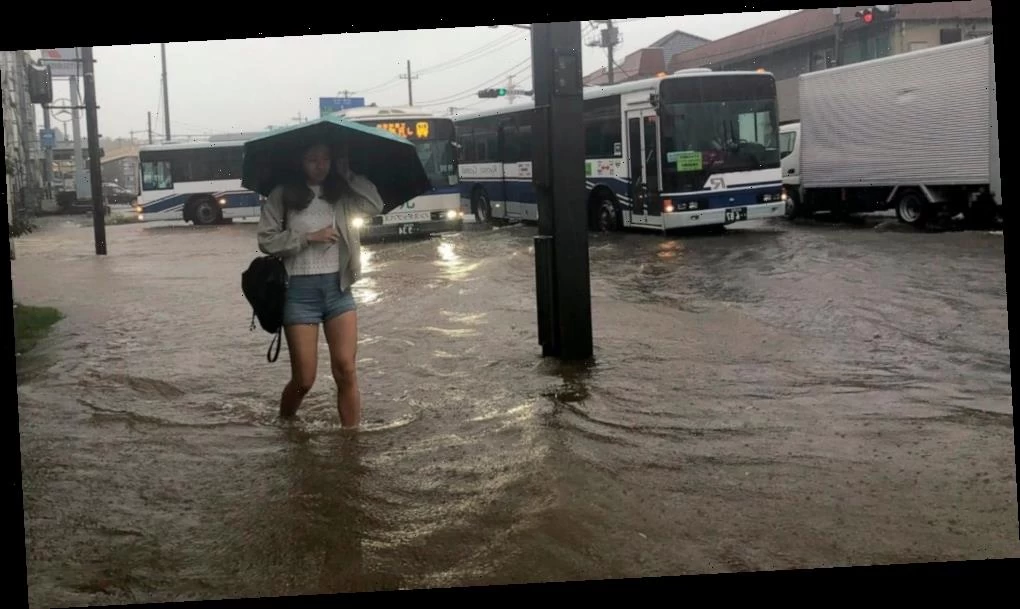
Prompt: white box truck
<box><xmin>782</xmin><ymin>35</ymin><xmax>1000</xmax><ymax>227</ymax></box>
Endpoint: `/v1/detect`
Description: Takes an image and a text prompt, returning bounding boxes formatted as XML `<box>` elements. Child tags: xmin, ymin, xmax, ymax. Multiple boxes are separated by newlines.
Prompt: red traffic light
<box><xmin>862</xmin><ymin>11</ymin><xmax>874</xmax><ymax>23</ymax></box>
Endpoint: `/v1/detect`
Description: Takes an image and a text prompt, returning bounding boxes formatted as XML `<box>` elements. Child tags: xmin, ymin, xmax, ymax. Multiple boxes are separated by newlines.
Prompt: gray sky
<box><xmin>41</xmin><ymin>12</ymin><xmax>796</xmax><ymax>140</ymax></box>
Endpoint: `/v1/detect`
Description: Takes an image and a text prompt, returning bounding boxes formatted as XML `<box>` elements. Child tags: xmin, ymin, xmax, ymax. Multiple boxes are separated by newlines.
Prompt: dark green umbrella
<box><xmin>240</xmin><ymin>115</ymin><xmax>431</xmax><ymax>214</ymax></box>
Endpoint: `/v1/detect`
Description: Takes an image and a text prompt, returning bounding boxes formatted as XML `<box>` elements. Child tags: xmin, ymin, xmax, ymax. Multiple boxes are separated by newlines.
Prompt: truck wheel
<box><xmin>895</xmin><ymin>189</ymin><xmax>926</xmax><ymax>226</ymax></box>
<box><xmin>784</xmin><ymin>190</ymin><xmax>801</xmax><ymax>219</ymax></box>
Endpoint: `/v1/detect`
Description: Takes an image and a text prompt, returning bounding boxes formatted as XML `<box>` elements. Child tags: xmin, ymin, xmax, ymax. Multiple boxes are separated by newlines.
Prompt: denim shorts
<box><xmin>283</xmin><ymin>272</ymin><xmax>357</xmax><ymax>326</ymax></box>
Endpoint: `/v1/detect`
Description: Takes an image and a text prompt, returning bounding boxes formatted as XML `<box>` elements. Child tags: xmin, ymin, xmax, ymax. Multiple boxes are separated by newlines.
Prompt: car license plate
<box><xmin>383</xmin><ymin>211</ymin><xmax>431</xmax><ymax>224</ymax></box>
<box><xmin>725</xmin><ymin>207</ymin><xmax>748</xmax><ymax>223</ymax></box>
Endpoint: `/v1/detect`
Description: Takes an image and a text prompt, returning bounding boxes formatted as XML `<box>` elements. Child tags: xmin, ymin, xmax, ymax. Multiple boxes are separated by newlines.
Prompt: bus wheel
<box><xmin>192</xmin><ymin>197</ymin><xmax>222</xmax><ymax>226</ymax></box>
<box><xmin>473</xmin><ymin>190</ymin><xmax>492</xmax><ymax>224</ymax></box>
<box><xmin>591</xmin><ymin>195</ymin><xmax>619</xmax><ymax>232</ymax></box>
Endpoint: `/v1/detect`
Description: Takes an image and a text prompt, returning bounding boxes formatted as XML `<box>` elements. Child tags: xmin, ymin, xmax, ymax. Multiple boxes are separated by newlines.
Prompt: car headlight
<box><xmin>351</xmin><ymin>216</ymin><xmax>365</xmax><ymax>229</ymax></box>
<box><xmin>446</xmin><ymin>209</ymin><xmax>458</xmax><ymax>220</ymax></box>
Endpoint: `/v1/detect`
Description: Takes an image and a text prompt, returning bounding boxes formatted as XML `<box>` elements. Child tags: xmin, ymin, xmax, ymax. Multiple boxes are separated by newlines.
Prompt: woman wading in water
<box><xmin>257</xmin><ymin>142</ymin><xmax>384</xmax><ymax>428</ymax></box>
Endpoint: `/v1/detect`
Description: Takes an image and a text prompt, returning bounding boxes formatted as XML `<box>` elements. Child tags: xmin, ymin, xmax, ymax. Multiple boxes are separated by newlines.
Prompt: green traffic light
<box><xmin>496</xmin><ymin>88</ymin><xmax>507</xmax><ymax>96</ymax></box>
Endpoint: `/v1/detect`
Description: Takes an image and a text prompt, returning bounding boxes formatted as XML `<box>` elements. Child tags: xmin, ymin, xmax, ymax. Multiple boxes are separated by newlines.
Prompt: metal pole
<box><xmin>406</xmin><ymin>60</ymin><xmax>413</xmax><ymax>106</ymax></box>
<box><xmin>42</xmin><ymin>103</ymin><xmax>53</xmax><ymax>194</ymax></box>
<box><xmin>70</xmin><ymin>74</ymin><xmax>85</xmax><ymax>199</ymax></box>
<box><xmin>607</xmin><ymin>19</ymin><xmax>616</xmax><ymax>85</ymax></box>
<box><xmin>833</xmin><ymin>8</ymin><xmax>843</xmax><ymax>67</ymax></box>
<box><xmin>161</xmin><ymin>43</ymin><xmax>171</xmax><ymax>141</ymax></box>
<box><xmin>80</xmin><ymin>47</ymin><xmax>107</xmax><ymax>255</ymax></box>
<box><xmin>531</xmin><ymin>21</ymin><xmax>593</xmax><ymax>361</ymax></box>
<box><xmin>147</xmin><ymin>111</ymin><xmax>153</xmax><ymax>144</ymax></box>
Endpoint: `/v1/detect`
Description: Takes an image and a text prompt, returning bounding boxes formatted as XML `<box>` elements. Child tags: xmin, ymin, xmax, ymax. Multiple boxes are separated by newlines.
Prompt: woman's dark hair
<box><xmin>280</xmin><ymin>142</ymin><xmax>353</xmax><ymax>212</ymax></box>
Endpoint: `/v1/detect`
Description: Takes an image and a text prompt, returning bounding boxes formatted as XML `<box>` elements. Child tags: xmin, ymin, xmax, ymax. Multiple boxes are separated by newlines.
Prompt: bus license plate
<box><xmin>383</xmin><ymin>211</ymin><xmax>431</xmax><ymax>224</ymax></box>
<box><xmin>725</xmin><ymin>207</ymin><xmax>748</xmax><ymax>223</ymax></box>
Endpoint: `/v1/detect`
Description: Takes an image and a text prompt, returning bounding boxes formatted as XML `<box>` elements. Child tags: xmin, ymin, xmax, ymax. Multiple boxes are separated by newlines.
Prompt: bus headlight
<box><xmin>137</xmin><ymin>214</ymin><xmax>144</xmax><ymax>221</ymax></box>
<box><xmin>351</xmin><ymin>216</ymin><xmax>365</xmax><ymax>229</ymax></box>
<box><xmin>218</xmin><ymin>198</ymin><xmax>227</xmax><ymax>205</ymax></box>
<box><xmin>446</xmin><ymin>209</ymin><xmax>459</xmax><ymax>220</ymax></box>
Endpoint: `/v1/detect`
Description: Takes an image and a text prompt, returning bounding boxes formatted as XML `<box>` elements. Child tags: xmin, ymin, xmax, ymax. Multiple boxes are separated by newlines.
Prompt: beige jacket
<box><xmin>256</xmin><ymin>171</ymin><xmax>384</xmax><ymax>293</ymax></box>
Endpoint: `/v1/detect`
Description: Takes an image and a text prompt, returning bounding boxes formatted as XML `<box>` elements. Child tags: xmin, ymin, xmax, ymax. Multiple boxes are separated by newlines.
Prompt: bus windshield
<box><xmin>360</xmin><ymin>118</ymin><xmax>457</xmax><ymax>190</ymax></box>
<box><xmin>413</xmin><ymin>138</ymin><xmax>457</xmax><ymax>190</ymax></box>
<box><xmin>658</xmin><ymin>74</ymin><xmax>780</xmax><ymax>193</ymax></box>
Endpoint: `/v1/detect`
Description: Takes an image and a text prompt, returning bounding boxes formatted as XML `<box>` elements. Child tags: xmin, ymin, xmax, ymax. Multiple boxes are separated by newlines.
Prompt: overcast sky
<box><xmin>38</xmin><ymin>12</ymin><xmax>796</xmax><ymax>140</ymax></box>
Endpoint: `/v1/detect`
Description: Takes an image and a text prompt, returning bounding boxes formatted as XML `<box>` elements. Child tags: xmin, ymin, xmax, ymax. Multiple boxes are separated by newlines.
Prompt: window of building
<box><xmin>940</xmin><ymin>28</ymin><xmax>963</xmax><ymax>44</ymax></box>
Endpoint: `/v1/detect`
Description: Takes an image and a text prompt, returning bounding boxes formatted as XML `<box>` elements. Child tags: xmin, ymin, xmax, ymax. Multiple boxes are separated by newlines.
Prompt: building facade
<box><xmin>2</xmin><ymin>49</ymin><xmax>45</xmax><ymax>215</ymax></box>
<box><xmin>666</xmin><ymin>2</ymin><xmax>993</xmax><ymax>122</ymax></box>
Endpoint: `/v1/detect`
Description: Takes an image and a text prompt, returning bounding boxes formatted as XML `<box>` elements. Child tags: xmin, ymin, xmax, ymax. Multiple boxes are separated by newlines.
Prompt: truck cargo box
<box><xmin>798</xmin><ymin>36</ymin><xmax>994</xmax><ymax>189</ymax></box>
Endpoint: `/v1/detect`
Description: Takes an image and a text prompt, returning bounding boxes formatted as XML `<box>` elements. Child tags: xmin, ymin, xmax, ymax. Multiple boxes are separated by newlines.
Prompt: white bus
<box><xmin>330</xmin><ymin>106</ymin><xmax>463</xmax><ymax>239</ymax></box>
<box><xmin>454</xmin><ymin>68</ymin><xmax>787</xmax><ymax>233</ymax></box>
<box><xmin>135</xmin><ymin>139</ymin><xmax>260</xmax><ymax>224</ymax></box>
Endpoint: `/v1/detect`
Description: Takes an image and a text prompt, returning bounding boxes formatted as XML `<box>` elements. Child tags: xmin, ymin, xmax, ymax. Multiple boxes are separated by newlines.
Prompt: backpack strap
<box><xmin>267</xmin><ymin>327</ymin><xmax>283</xmax><ymax>363</ymax></box>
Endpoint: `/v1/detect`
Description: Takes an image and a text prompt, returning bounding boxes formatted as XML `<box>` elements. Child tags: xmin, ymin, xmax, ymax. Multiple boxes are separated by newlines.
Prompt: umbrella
<box><xmin>240</xmin><ymin>115</ymin><xmax>432</xmax><ymax>214</ymax></box>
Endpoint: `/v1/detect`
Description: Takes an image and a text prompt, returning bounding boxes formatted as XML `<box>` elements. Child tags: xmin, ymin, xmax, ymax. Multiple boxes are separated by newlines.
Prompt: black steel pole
<box><xmin>530</xmin><ymin>21</ymin><xmax>593</xmax><ymax>361</ymax></box>
<box><xmin>80</xmin><ymin>46</ymin><xmax>107</xmax><ymax>255</ymax></box>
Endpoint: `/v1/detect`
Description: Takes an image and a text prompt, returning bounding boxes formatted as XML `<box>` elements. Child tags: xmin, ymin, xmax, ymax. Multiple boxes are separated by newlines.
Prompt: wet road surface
<box><xmin>13</xmin><ymin>214</ymin><xmax>1016</xmax><ymax>605</ymax></box>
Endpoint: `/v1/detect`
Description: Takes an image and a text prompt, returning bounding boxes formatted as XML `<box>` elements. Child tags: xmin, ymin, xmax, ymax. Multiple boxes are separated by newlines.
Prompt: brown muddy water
<box><xmin>12</xmin><ymin>214</ymin><xmax>1016</xmax><ymax>606</ymax></box>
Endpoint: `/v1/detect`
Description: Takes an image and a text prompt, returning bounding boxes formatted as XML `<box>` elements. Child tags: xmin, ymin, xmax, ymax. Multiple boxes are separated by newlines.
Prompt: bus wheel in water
<box><xmin>591</xmin><ymin>193</ymin><xmax>619</xmax><ymax>233</ymax></box>
<box><xmin>192</xmin><ymin>197</ymin><xmax>222</xmax><ymax>226</ymax></box>
<box><xmin>473</xmin><ymin>189</ymin><xmax>492</xmax><ymax>225</ymax></box>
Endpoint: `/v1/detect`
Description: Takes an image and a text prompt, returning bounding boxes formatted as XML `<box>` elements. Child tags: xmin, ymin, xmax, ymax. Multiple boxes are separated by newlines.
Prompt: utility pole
<box><xmin>399</xmin><ymin>60</ymin><xmax>418</xmax><ymax>106</ymax></box>
<box><xmin>832</xmin><ymin>8</ymin><xmax>843</xmax><ymax>67</ymax></box>
<box><xmin>41</xmin><ymin>111</ymin><xmax>53</xmax><ymax>196</ymax></box>
<box><xmin>161</xmin><ymin>43</ymin><xmax>171</xmax><ymax>141</ymax></box>
<box><xmin>69</xmin><ymin>71</ymin><xmax>85</xmax><ymax>200</ymax></box>
<box><xmin>147</xmin><ymin>111</ymin><xmax>153</xmax><ymax>144</ymax></box>
<box><xmin>587</xmin><ymin>20</ymin><xmax>621</xmax><ymax>84</ymax></box>
<box><xmin>80</xmin><ymin>46</ymin><xmax>107</xmax><ymax>256</ymax></box>
<box><xmin>531</xmin><ymin>21</ymin><xmax>593</xmax><ymax>361</ymax></box>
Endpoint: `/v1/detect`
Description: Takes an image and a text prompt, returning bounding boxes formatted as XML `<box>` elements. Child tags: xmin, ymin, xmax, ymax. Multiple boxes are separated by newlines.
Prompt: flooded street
<box><xmin>14</xmin><ymin>214</ymin><xmax>1016</xmax><ymax>606</ymax></box>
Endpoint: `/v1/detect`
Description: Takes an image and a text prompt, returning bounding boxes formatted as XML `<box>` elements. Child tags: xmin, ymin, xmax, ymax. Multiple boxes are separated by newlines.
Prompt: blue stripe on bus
<box><xmin>141</xmin><ymin>190</ymin><xmax>261</xmax><ymax>213</ymax></box>
<box><xmin>459</xmin><ymin>177</ymin><xmax>778</xmax><ymax>211</ymax></box>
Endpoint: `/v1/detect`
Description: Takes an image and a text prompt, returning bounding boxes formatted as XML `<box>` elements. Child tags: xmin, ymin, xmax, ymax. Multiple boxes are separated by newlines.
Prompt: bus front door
<box><xmin>626</xmin><ymin>109</ymin><xmax>661</xmax><ymax>227</ymax></box>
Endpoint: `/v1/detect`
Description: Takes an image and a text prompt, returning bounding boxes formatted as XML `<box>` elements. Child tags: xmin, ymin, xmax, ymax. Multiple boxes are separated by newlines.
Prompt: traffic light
<box><xmin>855</xmin><ymin>5</ymin><xmax>895</xmax><ymax>24</ymax></box>
<box><xmin>27</xmin><ymin>62</ymin><xmax>53</xmax><ymax>104</ymax></box>
<box><xmin>477</xmin><ymin>88</ymin><xmax>509</xmax><ymax>98</ymax></box>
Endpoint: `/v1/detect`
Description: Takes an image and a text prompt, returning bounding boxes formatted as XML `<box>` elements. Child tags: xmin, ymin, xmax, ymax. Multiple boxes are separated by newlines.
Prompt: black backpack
<box><xmin>242</xmin><ymin>212</ymin><xmax>289</xmax><ymax>362</ymax></box>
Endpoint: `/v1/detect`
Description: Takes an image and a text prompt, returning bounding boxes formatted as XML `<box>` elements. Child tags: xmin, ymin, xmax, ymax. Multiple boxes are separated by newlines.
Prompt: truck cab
<box><xmin>779</xmin><ymin>121</ymin><xmax>800</xmax><ymax>217</ymax></box>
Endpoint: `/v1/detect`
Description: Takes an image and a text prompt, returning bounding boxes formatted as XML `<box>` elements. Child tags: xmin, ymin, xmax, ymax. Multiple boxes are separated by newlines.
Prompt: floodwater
<box><xmin>13</xmin><ymin>213</ymin><xmax>1016</xmax><ymax>606</ymax></box>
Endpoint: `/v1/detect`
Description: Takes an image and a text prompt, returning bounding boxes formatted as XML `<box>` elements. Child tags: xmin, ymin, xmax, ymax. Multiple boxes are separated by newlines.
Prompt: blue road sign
<box><xmin>39</xmin><ymin>128</ymin><xmax>55</xmax><ymax>149</ymax></box>
<box><xmin>319</xmin><ymin>96</ymin><xmax>366</xmax><ymax>116</ymax></box>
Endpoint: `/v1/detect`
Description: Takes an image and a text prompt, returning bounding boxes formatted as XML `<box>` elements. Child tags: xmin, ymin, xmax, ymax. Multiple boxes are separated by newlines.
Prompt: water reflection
<box><xmin>656</xmin><ymin>240</ymin><xmax>683</xmax><ymax>260</ymax></box>
<box><xmin>353</xmin><ymin>277</ymin><xmax>381</xmax><ymax>306</ymax></box>
<box><xmin>433</xmin><ymin>239</ymin><xmax>481</xmax><ymax>280</ymax></box>
<box><xmin>283</xmin><ymin>433</ymin><xmax>381</xmax><ymax>592</ymax></box>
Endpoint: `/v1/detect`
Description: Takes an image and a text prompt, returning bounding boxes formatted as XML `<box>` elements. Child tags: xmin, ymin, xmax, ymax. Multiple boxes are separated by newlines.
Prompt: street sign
<box><xmin>38</xmin><ymin>48</ymin><xmax>81</xmax><ymax>78</ymax></box>
<box><xmin>319</xmin><ymin>96</ymin><xmax>366</xmax><ymax>116</ymax></box>
<box><xmin>39</xmin><ymin>129</ymin><xmax>55</xmax><ymax>149</ymax></box>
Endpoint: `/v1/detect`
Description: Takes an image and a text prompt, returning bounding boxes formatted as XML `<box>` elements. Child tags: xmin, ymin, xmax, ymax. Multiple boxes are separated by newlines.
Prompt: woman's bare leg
<box><xmin>280</xmin><ymin>323</ymin><xmax>320</xmax><ymax>419</ymax></box>
<box><xmin>323</xmin><ymin>311</ymin><xmax>360</xmax><ymax>428</ymax></box>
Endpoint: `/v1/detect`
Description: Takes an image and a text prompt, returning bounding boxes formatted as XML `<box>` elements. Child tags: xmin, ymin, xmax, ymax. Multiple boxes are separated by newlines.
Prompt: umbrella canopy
<box><xmin>240</xmin><ymin>115</ymin><xmax>432</xmax><ymax>214</ymax></box>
